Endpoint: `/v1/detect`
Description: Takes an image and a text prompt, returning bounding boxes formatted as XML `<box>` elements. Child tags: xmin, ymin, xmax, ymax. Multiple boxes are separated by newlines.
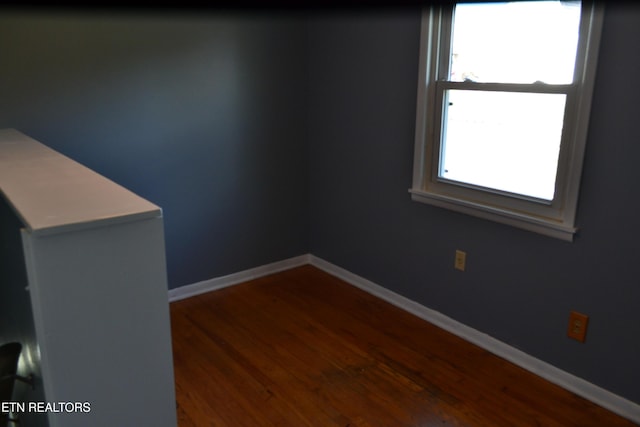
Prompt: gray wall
<box><xmin>308</xmin><ymin>7</ymin><xmax>640</xmax><ymax>404</ymax></box>
<box><xmin>0</xmin><ymin>9</ymin><xmax>309</xmax><ymax>289</ymax></box>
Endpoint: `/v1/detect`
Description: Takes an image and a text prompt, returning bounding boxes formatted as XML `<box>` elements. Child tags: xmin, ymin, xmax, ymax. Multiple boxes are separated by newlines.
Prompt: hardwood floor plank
<box><xmin>237</xmin><ymin>275</ymin><xmax>472</xmax><ymax>426</ymax></box>
<box><xmin>171</xmin><ymin>265</ymin><xmax>638</xmax><ymax>427</ymax></box>
<box><xmin>270</xmin><ymin>269</ymin><xmax>538</xmax><ymax>425</ymax></box>
<box><xmin>173</xmin><ymin>302</ymin><xmax>319</xmax><ymax>427</ymax></box>
<box><xmin>181</xmin><ymin>280</ymin><xmax>440</xmax><ymax>426</ymax></box>
<box><xmin>174</xmin><ymin>285</ymin><xmax>349</xmax><ymax>426</ymax></box>
<box><xmin>278</xmin><ymin>266</ymin><xmax>627</xmax><ymax>426</ymax></box>
<box><xmin>172</xmin><ymin>312</ymin><xmax>276</xmax><ymax>427</ymax></box>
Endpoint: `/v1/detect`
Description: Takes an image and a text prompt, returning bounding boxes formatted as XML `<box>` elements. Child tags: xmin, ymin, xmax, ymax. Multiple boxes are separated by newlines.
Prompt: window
<box><xmin>410</xmin><ymin>1</ymin><xmax>603</xmax><ymax>241</ymax></box>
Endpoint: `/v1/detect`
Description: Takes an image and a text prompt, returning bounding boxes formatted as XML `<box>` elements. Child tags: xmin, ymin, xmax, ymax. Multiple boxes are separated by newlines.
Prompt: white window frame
<box><xmin>410</xmin><ymin>1</ymin><xmax>604</xmax><ymax>241</ymax></box>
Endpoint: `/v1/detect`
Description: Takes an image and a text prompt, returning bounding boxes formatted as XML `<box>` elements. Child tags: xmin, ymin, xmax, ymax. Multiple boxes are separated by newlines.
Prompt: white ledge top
<box><xmin>0</xmin><ymin>129</ymin><xmax>161</xmax><ymax>236</ymax></box>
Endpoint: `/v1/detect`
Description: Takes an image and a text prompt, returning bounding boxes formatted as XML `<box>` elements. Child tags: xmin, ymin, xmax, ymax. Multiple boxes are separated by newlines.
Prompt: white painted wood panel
<box><xmin>0</xmin><ymin>129</ymin><xmax>177</xmax><ymax>427</ymax></box>
<box><xmin>0</xmin><ymin>129</ymin><xmax>160</xmax><ymax>236</ymax></box>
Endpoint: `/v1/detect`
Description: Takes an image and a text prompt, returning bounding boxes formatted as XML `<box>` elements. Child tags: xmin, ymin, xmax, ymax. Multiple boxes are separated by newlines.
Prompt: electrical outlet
<box><xmin>454</xmin><ymin>250</ymin><xmax>466</xmax><ymax>271</ymax></box>
<box><xmin>567</xmin><ymin>311</ymin><xmax>589</xmax><ymax>342</ymax></box>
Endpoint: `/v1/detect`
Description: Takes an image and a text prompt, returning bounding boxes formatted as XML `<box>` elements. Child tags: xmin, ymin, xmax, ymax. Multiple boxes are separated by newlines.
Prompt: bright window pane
<box><xmin>450</xmin><ymin>1</ymin><xmax>581</xmax><ymax>84</ymax></box>
<box><xmin>439</xmin><ymin>90</ymin><xmax>567</xmax><ymax>201</ymax></box>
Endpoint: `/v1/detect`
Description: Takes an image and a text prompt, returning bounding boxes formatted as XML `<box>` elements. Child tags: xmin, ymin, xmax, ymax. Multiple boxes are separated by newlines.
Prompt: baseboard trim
<box><xmin>308</xmin><ymin>255</ymin><xmax>640</xmax><ymax>425</ymax></box>
<box><xmin>168</xmin><ymin>254</ymin><xmax>311</xmax><ymax>302</ymax></box>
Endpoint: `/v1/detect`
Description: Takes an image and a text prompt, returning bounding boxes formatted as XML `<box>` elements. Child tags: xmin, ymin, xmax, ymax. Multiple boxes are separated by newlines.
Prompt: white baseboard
<box><xmin>168</xmin><ymin>253</ymin><xmax>640</xmax><ymax>424</ymax></box>
<box><xmin>168</xmin><ymin>254</ymin><xmax>310</xmax><ymax>302</ymax></box>
<box><xmin>308</xmin><ymin>255</ymin><xmax>640</xmax><ymax>425</ymax></box>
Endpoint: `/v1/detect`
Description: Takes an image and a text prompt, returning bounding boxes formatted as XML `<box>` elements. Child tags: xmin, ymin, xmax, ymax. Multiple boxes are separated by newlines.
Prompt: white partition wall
<box><xmin>0</xmin><ymin>129</ymin><xmax>177</xmax><ymax>427</ymax></box>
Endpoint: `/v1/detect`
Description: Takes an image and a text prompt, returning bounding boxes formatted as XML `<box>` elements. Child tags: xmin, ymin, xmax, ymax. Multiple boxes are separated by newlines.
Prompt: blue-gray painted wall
<box><xmin>1</xmin><ymin>4</ymin><xmax>639</xmax><ymax>407</ymax></box>
<box><xmin>0</xmin><ymin>9</ymin><xmax>309</xmax><ymax>289</ymax></box>
<box><xmin>308</xmin><ymin>6</ymin><xmax>640</xmax><ymax>405</ymax></box>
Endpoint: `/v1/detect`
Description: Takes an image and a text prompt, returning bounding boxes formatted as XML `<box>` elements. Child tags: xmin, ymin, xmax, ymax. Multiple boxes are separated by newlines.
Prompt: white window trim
<box><xmin>410</xmin><ymin>2</ymin><xmax>604</xmax><ymax>241</ymax></box>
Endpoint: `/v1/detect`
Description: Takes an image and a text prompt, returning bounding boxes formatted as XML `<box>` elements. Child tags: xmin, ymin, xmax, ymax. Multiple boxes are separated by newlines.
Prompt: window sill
<box><xmin>409</xmin><ymin>189</ymin><xmax>577</xmax><ymax>242</ymax></box>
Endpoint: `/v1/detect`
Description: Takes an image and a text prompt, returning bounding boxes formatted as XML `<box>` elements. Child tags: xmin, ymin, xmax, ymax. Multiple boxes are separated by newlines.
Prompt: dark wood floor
<box><xmin>170</xmin><ymin>265</ymin><xmax>637</xmax><ymax>426</ymax></box>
